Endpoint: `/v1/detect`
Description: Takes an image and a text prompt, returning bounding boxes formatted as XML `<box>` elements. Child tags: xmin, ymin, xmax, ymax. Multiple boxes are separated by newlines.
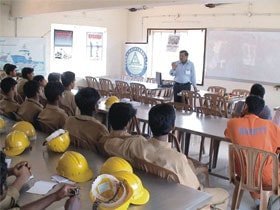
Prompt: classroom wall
<box><xmin>126</xmin><ymin>2</ymin><xmax>280</xmax><ymax>111</ymax></box>
<box><xmin>0</xmin><ymin>4</ymin><xmax>128</xmax><ymax>84</ymax></box>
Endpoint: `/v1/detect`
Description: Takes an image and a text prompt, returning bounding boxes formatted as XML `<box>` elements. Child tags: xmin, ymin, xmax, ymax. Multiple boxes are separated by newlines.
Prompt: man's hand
<box><xmin>12</xmin><ymin>161</ymin><xmax>31</xmax><ymax>177</ymax></box>
<box><xmin>55</xmin><ymin>185</ymin><xmax>79</xmax><ymax>201</ymax></box>
<box><xmin>64</xmin><ymin>196</ymin><xmax>81</xmax><ymax>210</ymax></box>
<box><xmin>171</xmin><ymin>62</ymin><xmax>177</xmax><ymax>70</ymax></box>
<box><xmin>12</xmin><ymin>165</ymin><xmax>32</xmax><ymax>191</ymax></box>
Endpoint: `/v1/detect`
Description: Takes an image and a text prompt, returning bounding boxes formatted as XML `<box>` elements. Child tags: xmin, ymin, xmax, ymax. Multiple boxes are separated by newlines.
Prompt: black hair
<box><xmin>23</xmin><ymin>80</ymin><xmax>40</xmax><ymax>98</ymax></box>
<box><xmin>44</xmin><ymin>82</ymin><xmax>64</xmax><ymax>103</ymax></box>
<box><xmin>48</xmin><ymin>73</ymin><xmax>61</xmax><ymax>83</ymax></box>
<box><xmin>75</xmin><ymin>87</ymin><xmax>100</xmax><ymax>115</ymax></box>
<box><xmin>33</xmin><ymin>75</ymin><xmax>45</xmax><ymax>83</ymax></box>
<box><xmin>21</xmin><ymin>67</ymin><xmax>34</xmax><ymax>79</ymax></box>
<box><xmin>250</xmin><ymin>83</ymin><xmax>265</xmax><ymax>98</ymax></box>
<box><xmin>0</xmin><ymin>77</ymin><xmax>17</xmax><ymax>94</ymax></box>
<box><xmin>109</xmin><ymin>102</ymin><xmax>137</xmax><ymax>130</ymax></box>
<box><xmin>4</xmin><ymin>64</ymin><xmax>16</xmax><ymax>75</ymax></box>
<box><xmin>245</xmin><ymin>95</ymin><xmax>265</xmax><ymax>115</ymax></box>
<box><xmin>149</xmin><ymin>103</ymin><xmax>175</xmax><ymax>137</ymax></box>
<box><xmin>0</xmin><ymin>151</ymin><xmax>8</xmax><ymax>196</ymax></box>
<box><xmin>61</xmin><ymin>71</ymin><xmax>75</xmax><ymax>87</ymax></box>
<box><xmin>180</xmin><ymin>50</ymin><xmax>189</xmax><ymax>57</ymax></box>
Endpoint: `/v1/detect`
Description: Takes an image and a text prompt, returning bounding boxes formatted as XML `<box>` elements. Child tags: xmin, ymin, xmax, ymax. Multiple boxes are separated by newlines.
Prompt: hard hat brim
<box><xmin>71</xmin><ymin>168</ymin><xmax>93</xmax><ymax>183</ymax></box>
<box><xmin>130</xmin><ymin>187</ymin><xmax>150</xmax><ymax>205</ymax></box>
<box><xmin>4</xmin><ymin>148</ymin><xmax>25</xmax><ymax>157</ymax></box>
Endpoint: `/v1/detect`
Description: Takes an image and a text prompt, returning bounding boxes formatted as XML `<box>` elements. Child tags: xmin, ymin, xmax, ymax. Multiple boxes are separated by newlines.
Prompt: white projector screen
<box><xmin>206</xmin><ymin>30</ymin><xmax>280</xmax><ymax>85</ymax></box>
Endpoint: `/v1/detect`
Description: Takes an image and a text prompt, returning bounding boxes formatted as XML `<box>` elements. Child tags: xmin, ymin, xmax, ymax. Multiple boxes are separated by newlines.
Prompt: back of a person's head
<box><xmin>0</xmin><ymin>151</ymin><xmax>8</xmax><ymax>196</ymax></box>
<box><xmin>149</xmin><ymin>103</ymin><xmax>175</xmax><ymax>137</ymax></box>
<box><xmin>75</xmin><ymin>87</ymin><xmax>100</xmax><ymax>115</ymax></box>
<box><xmin>4</xmin><ymin>64</ymin><xmax>16</xmax><ymax>75</ymax></box>
<box><xmin>44</xmin><ymin>82</ymin><xmax>64</xmax><ymax>103</ymax></box>
<box><xmin>61</xmin><ymin>71</ymin><xmax>75</xmax><ymax>88</ymax></box>
<box><xmin>0</xmin><ymin>77</ymin><xmax>17</xmax><ymax>94</ymax></box>
<box><xmin>21</xmin><ymin>67</ymin><xmax>34</xmax><ymax>79</ymax></box>
<box><xmin>48</xmin><ymin>72</ymin><xmax>61</xmax><ymax>83</ymax></box>
<box><xmin>245</xmin><ymin>95</ymin><xmax>265</xmax><ymax>115</ymax></box>
<box><xmin>23</xmin><ymin>80</ymin><xmax>40</xmax><ymax>98</ymax></box>
<box><xmin>33</xmin><ymin>75</ymin><xmax>45</xmax><ymax>83</ymax></box>
<box><xmin>109</xmin><ymin>102</ymin><xmax>137</xmax><ymax>130</ymax></box>
<box><xmin>250</xmin><ymin>83</ymin><xmax>265</xmax><ymax>98</ymax></box>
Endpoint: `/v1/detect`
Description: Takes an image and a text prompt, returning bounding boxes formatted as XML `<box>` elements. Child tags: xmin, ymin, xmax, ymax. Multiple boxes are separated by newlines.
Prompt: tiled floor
<box><xmin>188</xmin><ymin>135</ymin><xmax>257</xmax><ymax>210</ymax></box>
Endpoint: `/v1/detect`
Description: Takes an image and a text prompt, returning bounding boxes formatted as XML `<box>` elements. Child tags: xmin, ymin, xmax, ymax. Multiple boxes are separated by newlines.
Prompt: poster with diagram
<box><xmin>86</xmin><ymin>32</ymin><xmax>103</xmax><ymax>61</ymax></box>
<box><xmin>54</xmin><ymin>30</ymin><xmax>73</xmax><ymax>60</ymax></box>
<box><xmin>0</xmin><ymin>37</ymin><xmax>45</xmax><ymax>75</ymax></box>
<box><xmin>166</xmin><ymin>34</ymin><xmax>180</xmax><ymax>52</ymax></box>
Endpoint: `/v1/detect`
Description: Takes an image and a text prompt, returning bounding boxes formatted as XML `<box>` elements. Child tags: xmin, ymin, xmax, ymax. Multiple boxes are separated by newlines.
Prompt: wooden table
<box><xmin>0</xmin><ymin>117</ymin><xmax>212</xmax><ymax>210</ymax></box>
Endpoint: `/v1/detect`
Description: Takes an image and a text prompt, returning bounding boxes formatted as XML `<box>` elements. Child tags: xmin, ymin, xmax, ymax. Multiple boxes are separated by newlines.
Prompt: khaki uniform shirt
<box><xmin>0</xmin><ymin>186</ymin><xmax>20</xmax><ymax>210</ymax></box>
<box><xmin>16</xmin><ymin>78</ymin><xmax>28</xmax><ymax>99</ymax></box>
<box><xmin>38</xmin><ymin>104</ymin><xmax>68</xmax><ymax>131</ymax></box>
<box><xmin>64</xmin><ymin>115</ymin><xmax>109</xmax><ymax>152</ymax></box>
<box><xmin>17</xmin><ymin>98</ymin><xmax>43</xmax><ymax>124</ymax></box>
<box><xmin>59</xmin><ymin>90</ymin><xmax>77</xmax><ymax>116</ymax></box>
<box><xmin>104</xmin><ymin>136</ymin><xmax>200</xmax><ymax>190</ymax></box>
<box><xmin>0</xmin><ymin>96</ymin><xmax>20</xmax><ymax>114</ymax></box>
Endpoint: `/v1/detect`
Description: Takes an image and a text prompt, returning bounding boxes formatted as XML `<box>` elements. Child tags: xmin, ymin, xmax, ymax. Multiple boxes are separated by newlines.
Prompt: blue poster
<box><xmin>125</xmin><ymin>45</ymin><xmax>147</xmax><ymax>76</ymax></box>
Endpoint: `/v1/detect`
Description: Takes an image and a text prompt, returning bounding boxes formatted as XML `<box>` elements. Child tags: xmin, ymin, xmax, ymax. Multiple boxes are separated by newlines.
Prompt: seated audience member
<box><xmin>4</xmin><ymin>64</ymin><xmax>17</xmax><ymax>78</ymax></box>
<box><xmin>17</xmin><ymin>67</ymin><xmax>34</xmax><ymax>100</ymax></box>
<box><xmin>104</xmin><ymin>103</ymin><xmax>229</xmax><ymax>209</ymax></box>
<box><xmin>0</xmin><ymin>151</ymin><xmax>80</xmax><ymax>210</ymax></box>
<box><xmin>38</xmin><ymin>82</ymin><xmax>68</xmax><ymax>132</ymax></box>
<box><xmin>17</xmin><ymin>81</ymin><xmax>43</xmax><ymax>125</ymax></box>
<box><xmin>0</xmin><ymin>77</ymin><xmax>19</xmax><ymax>117</ymax></box>
<box><xmin>273</xmin><ymin>109</ymin><xmax>280</xmax><ymax>126</ymax></box>
<box><xmin>60</xmin><ymin>71</ymin><xmax>77</xmax><ymax>116</ymax></box>
<box><xmin>33</xmin><ymin>75</ymin><xmax>47</xmax><ymax>106</ymax></box>
<box><xmin>48</xmin><ymin>72</ymin><xmax>61</xmax><ymax>83</ymax></box>
<box><xmin>232</xmin><ymin>83</ymin><xmax>272</xmax><ymax>119</ymax></box>
<box><xmin>98</xmin><ymin>102</ymin><xmax>142</xmax><ymax>155</ymax></box>
<box><xmin>225</xmin><ymin>96</ymin><xmax>280</xmax><ymax>200</ymax></box>
<box><xmin>64</xmin><ymin>87</ymin><xmax>108</xmax><ymax>152</ymax></box>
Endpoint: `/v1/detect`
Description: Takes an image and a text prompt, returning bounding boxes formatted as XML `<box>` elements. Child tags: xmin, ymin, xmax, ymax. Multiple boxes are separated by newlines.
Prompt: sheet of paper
<box><xmin>51</xmin><ymin>175</ymin><xmax>75</xmax><ymax>185</ymax></box>
<box><xmin>5</xmin><ymin>159</ymin><xmax>11</xmax><ymax>168</ymax></box>
<box><xmin>27</xmin><ymin>181</ymin><xmax>57</xmax><ymax>195</ymax></box>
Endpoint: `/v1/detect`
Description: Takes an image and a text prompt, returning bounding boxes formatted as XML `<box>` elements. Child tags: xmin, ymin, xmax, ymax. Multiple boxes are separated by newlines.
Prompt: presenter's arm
<box><xmin>169</xmin><ymin>62</ymin><xmax>177</xmax><ymax>76</ymax></box>
<box><xmin>190</xmin><ymin>63</ymin><xmax>197</xmax><ymax>91</ymax></box>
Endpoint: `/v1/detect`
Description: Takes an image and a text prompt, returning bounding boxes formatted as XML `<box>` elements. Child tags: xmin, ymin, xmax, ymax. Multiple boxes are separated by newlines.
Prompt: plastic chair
<box><xmin>202</xmin><ymin>93</ymin><xmax>228</xmax><ymax>118</ymax></box>
<box><xmin>115</xmin><ymin>80</ymin><xmax>131</xmax><ymax>99</ymax></box>
<box><xmin>146</xmin><ymin>77</ymin><xmax>156</xmax><ymax>83</ymax></box>
<box><xmin>130</xmin><ymin>83</ymin><xmax>148</xmax><ymax>102</ymax></box>
<box><xmin>85</xmin><ymin>76</ymin><xmax>100</xmax><ymax>90</ymax></box>
<box><xmin>131</xmin><ymin>76</ymin><xmax>144</xmax><ymax>82</ymax></box>
<box><xmin>99</xmin><ymin>78</ymin><xmax>115</xmax><ymax>96</ymax></box>
<box><xmin>207</xmin><ymin>86</ymin><xmax>226</xmax><ymax>96</ymax></box>
<box><xmin>181</xmin><ymin>90</ymin><xmax>202</xmax><ymax>111</ymax></box>
<box><xmin>231</xmin><ymin>89</ymin><xmax>250</xmax><ymax>97</ymax></box>
<box><xmin>229</xmin><ymin>144</ymin><xmax>280</xmax><ymax>210</ymax></box>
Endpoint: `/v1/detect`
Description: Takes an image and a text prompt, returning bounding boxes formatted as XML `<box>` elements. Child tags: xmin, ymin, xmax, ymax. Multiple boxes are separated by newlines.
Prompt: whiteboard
<box><xmin>205</xmin><ymin>30</ymin><xmax>280</xmax><ymax>85</ymax></box>
<box><xmin>0</xmin><ymin>37</ymin><xmax>46</xmax><ymax>75</ymax></box>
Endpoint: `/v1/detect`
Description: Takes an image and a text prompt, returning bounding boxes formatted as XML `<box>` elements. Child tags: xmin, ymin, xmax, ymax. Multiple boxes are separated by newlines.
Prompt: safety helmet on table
<box><xmin>44</xmin><ymin>129</ymin><xmax>70</xmax><ymax>152</ymax></box>
<box><xmin>90</xmin><ymin>174</ymin><xmax>133</xmax><ymax>210</ymax></box>
<box><xmin>112</xmin><ymin>171</ymin><xmax>150</xmax><ymax>205</ymax></box>
<box><xmin>56</xmin><ymin>151</ymin><xmax>93</xmax><ymax>182</ymax></box>
<box><xmin>12</xmin><ymin>121</ymin><xmax>36</xmax><ymax>140</ymax></box>
<box><xmin>100</xmin><ymin>157</ymin><xmax>133</xmax><ymax>175</ymax></box>
<box><xmin>3</xmin><ymin>130</ymin><xmax>30</xmax><ymax>156</ymax></box>
<box><xmin>105</xmin><ymin>96</ymin><xmax>120</xmax><ymax>109</ymax></box>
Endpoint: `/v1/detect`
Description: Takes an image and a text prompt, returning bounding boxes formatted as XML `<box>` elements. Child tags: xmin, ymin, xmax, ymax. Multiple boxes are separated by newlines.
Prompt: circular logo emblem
<box><xmin>125</xmin><ymin>47</ymin><xmax>147</xmax><ymax>76</ymax></box>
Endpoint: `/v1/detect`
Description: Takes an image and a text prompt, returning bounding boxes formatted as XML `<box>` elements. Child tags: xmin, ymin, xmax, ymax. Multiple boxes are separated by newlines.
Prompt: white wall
<box><xmin>0</xmin><ymin>5</ymin><xmax>128</xmax><ymax>84</ymax></box>
<box><xmin>127</xmin><ymin>2</ymin><xmax>280</xmax><ymax>112</ymax></box>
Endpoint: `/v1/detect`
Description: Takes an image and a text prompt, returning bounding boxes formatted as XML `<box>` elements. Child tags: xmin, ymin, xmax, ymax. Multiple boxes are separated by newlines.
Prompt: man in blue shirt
<box><xmin>169</xmin><ymin>50</ymin><xmax>197</xmax><ymax>102</ymax></box>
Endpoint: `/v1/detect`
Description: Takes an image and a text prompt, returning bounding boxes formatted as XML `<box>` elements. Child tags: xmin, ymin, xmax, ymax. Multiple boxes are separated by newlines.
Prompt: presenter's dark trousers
<box><xmin>173</xmin><ymin>82</ymin><xmax>191</xmax><ymax>102</ymax></box>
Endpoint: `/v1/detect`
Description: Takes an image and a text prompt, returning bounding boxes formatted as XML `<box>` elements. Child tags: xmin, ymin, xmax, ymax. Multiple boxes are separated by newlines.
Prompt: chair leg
<box><xmin>212</xmin><ymin>139</ymin><xmax>221</xmax><ymax>169</ymax></box>
<box><xmin>199</xmin><ymin>136</ymin><xmax>205</xmax><ymax>162</ymax></box>
<box><xmin>184</xmin><ymin>132</ymin><xmax>191</xmax><ymax>156</ymax></box>
<box><xmin>231</xmin><ymin>185</ymin><xmax>244</xmax><ymax>210</ymax></box>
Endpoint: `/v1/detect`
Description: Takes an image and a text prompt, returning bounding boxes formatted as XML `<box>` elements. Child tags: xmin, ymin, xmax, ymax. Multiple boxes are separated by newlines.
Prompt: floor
<box><xmin>188</xmin><ymin>135</ymin><xmax>257</xmax><ymax>210</ymax></box>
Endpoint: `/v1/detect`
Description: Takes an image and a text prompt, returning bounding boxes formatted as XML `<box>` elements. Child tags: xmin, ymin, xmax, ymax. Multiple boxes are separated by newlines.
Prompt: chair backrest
<box><xmin>231</xmin><ymin>89</ymin><xmax>250</xmax><ymax>97</ymax></box>
<box><xmin>229</xmin><ymin>144</ymin><xmax>279</xmax><ymax>194</ymax></box>
<box><xmin>181</xmin><ymin>90</ymin><xmax>202</xmax><ymax>111</ymax></box>
<box><xmin>207</xmin><ymin>86</ymin><xmax>226</xmax><ymax>96</ymax></box>
<box><xmin>115</xmin><ymin>80</ymin><xmax>131</xmax><ymax>99</ymax></box>
<box><xmin>146</xmin><ymin>77</ymin><xmax>156</xmax><ymax>83</ymax></box>
<box><xmin>99</xmin><ymin>78</ymin><xmax>114</xmax><ymax>96</ymax></box>
<box><xmin>202</xmin><ymin>93</ymin><xmax>228</xmax><ymax>117</ymax></box>
<box><xmin>131</xmin><ymin>76</ymin><xmax>144</xmax><ymax>82</ymax></box>
<box><xmin>85</xmin><ymin>76</ymin><xmax>100</xmax><ymax>90</ymax></box>
<box><xmin>134</xmin><ymin>157</ymin><xmax>180</xmax><ymax>183</ymax></box>
<box><xmin>127</xmin><ymin>116</ymin><xmax>141</xmax><ymax>135</ymax></box>
<box><xmin>167</xmin><ymin>102</ymin><xmax>186</xmax><ymax>112</ymax></box>
<box><xmin>121</xmin><ymin>75</ymin><xmax>132</xmax><ymax>81</ymax></box>
<box><xmin>272</xmin><ymin>109</ymin><xmax>280</xmax><ymax>126</ymax></box>
<box><xmin>168</xmin><ymin>132</ymin><xmax>182</xmax><ymax>153</ymax></box>
<box><xmin>140</xmin><ymin>97</ymin><xmax>160</xmax><ymax>106</ymax></box>
<box><xmin>130</xmin><ymin>83</ymin><xmax>147</xmax><ymax>102</ymax></box>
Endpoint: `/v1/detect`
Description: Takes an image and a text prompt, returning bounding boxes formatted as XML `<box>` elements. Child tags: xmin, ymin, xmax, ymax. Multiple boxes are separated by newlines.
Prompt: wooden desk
<box><xmin>0</xmin><ymin>117</ymin><xmax>212</xmax><ymax>210</ymax></box>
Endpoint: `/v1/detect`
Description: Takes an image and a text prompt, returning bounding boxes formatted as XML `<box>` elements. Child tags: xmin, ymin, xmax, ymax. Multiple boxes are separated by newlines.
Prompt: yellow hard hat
<box><xmin>90</xmin><ymin>174</ymin><xmax>133</xmax><ymax>210</ymax></box>
<box><xmin>100</xmin><ymin>157</ymin><xmax>133</xmax><ymax>175</ymax></box>
<box><xmin>0</xmin><ymin>117</ymin><xmax>6</xmax><ymax>133</ymax></box>
<box><xmin>112</xmin><ymin>171</ymin><xmax>150</xmax><ymax>205</ymax></box>
<box><xmin>105</xmin><ymin>96</ymin><xmax>120</xmax><ymax>109</ymax></box>
<box><xmin>44</xmin><ymin>129</ymin><xmax>70</xmax><ymax>152</ymax></box>
<box><xmin>3</xmin><ymin>131</ymin><xmax>30</xmax><ymax>156</ymax></box>
<box><xmin>56</xmin><ymin>151</ymin><xmax>93</xmax><ymax>183</ymax></box>
<box><xmin>12</xmin><ymin>121</ymin><xmax>36</xmax><ymax>140</ymax></box>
